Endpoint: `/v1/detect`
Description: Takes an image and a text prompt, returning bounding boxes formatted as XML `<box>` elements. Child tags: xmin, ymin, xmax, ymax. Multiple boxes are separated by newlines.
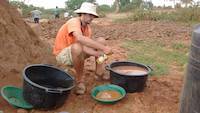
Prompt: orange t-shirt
<box><xmin>53</xmin><ymin>17</ymin><xmax>92</xmax><ymax>55</ymax></box>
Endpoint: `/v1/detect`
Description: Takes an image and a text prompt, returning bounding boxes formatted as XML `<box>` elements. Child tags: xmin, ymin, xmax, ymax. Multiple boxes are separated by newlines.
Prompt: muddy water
<box><xmin>112</xmin><ymin>66</ymin><xmax>147</xmax><ymax>75</ymax></box>
<box><xmin>96</xmin><ymin>90</ymin><xmax>121</xmax><ymax>100</ymax></box>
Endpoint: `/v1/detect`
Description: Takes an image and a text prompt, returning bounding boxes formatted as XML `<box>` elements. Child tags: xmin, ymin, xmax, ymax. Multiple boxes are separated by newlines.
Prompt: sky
<box><xmin>12</xmin><ymin>0</ymin><xmax>200</xmax><ymax>9</ymax></box>
<box><xmin>14</xmin><ymin>0</ymin><xmax>115</xmax><ymax>9</ymax></box>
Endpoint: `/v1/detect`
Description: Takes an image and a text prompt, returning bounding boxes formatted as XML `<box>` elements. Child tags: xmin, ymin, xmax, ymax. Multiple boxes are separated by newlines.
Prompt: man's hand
<box><xmin>103</xmin><ymin>46</ymin><xmax>112</xmax><ymax>55</ymax></box>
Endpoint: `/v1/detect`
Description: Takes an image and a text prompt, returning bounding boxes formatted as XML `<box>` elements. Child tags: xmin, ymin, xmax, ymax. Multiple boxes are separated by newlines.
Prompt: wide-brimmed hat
<box><xmin>74</xmin><ymin>2</ymin><xmax>99</xmax><ymax>17</ymax></box>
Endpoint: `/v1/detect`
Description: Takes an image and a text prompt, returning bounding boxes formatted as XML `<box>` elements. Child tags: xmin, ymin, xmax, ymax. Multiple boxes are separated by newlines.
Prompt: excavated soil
<box><xmin>0</xmin><ymin>1</ymin><xmax>55</xmax><ymax>112</ymax></box>
<box><xmin>0</xmin><ymin>1</ymin><xmax>192</xmax><ymax>113</ymax></box>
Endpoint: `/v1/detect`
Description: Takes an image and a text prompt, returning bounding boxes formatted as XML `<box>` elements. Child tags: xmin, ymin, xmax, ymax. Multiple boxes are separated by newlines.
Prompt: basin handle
<box><xmin>105</xmin><ymin>65</ymin><xmax>111</xmax><ymax>71</ymax></box>
<box><xmin>147</xmin><ymin>65</ymin><xmax>153</xmax><ymax>71</ymax></box>
<box><xmin>45</xmin><ymin>88</ymin><xmax>63</xmax><ymax>93</ymax></box>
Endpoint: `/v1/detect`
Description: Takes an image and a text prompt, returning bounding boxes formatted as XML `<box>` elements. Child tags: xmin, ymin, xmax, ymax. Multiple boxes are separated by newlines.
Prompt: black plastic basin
<box><xmin>106</xmin><ymin>61</ymin><xmax>152</xmax><ymax>93</ymax></box>
<box><xmin>23</xmin><ymin>64</ymin><xmax>75</xmax><ymax>109</ymax></box>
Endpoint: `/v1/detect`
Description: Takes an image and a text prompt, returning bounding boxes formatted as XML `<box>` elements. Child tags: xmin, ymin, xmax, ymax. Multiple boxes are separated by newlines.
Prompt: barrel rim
<box><xmin>108</xmin><ymin>61</ymin><xmax>152</xmax><ymax>77</ymax></box>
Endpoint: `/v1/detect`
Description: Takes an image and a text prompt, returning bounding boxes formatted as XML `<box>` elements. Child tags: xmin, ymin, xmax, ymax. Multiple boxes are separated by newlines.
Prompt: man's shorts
<box><xmin>56</xmin><ymin>46</ymin><xmax>73</xmax><ymax>66</ymax></box>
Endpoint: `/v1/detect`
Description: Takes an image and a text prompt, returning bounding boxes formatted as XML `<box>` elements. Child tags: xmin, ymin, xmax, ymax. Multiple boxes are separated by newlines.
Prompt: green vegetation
<box><xmin>97</xmin><ymin>5</ymin><xmax>114</xmax><ymax>17</ymax></box>
<box><xmin>9</xmin><ymin>0</ymin><xmax>199</xmax><ymax>23</ymax></box>
<box><xmin>120</xmin><ymin>0</ymin><xmax>143</xmax><ymax>11</ymax></box>
<box><xmin>110</xmin><ymin>0</ymin><xmax>199</xmax><ymax>23</ymax></box>
<box><xmin>9</xmin><ymin>1</ymin><xmax>39</xmax><ymax>17</ymax></box>
<box><xmin>122</xmin><ymin>39</ymin><xmax>189</xmax><ymax>76</ymax></box>
<box><xmin>65</xmin><ymin>0</ymin><xmax>113</xmax><ymax>17</ymax></box>
<box><xmin>9</xmin><ymin>1</ymin><xmax>66</xmax><ymax>18</ymax></box>
<box><xmin>172</xmin><ymin>42</ymin><xmax>189</xmax><ymax>53</ymax></box>
<box><xmin>65</xmin><ymin>0</ymin><xmax>87</xmax><ymax>15</ymax></box>
<box><xmin>115</xmin><ymin>7</ymin><xmax>200</xmax><ymax>23</ymax></box>
<box><xmin>98</xmin><ymin>5</ymin><xmax>114</xmax><ymax>12</ymax></box>
<box><xmin>9</xmin><ymin>0</ymin><xmax>113</xmax><ymax>18</ymax></box>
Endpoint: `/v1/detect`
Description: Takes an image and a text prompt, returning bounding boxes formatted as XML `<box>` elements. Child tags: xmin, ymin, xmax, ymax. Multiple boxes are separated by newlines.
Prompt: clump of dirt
<box><xmin>39</xmin><ymin>19</ymin><xmax>67</xmax><ymax>39</ymax></box>
<box><xmin>0</xmin><ymin>1</ymin><xmax>55</xmax><ymax>87</ymax></box>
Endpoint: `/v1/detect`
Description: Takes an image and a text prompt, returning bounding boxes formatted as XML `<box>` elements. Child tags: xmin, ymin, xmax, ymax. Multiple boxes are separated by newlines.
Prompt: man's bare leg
<box><xmin>83</xmin><ymin>37</ymin><xmax>109</xmax><ymax>80</ymax></box>
<box><xmin>95</xmin><ymin>37</ymin><xmax>106</xmax><ymax>76</ymax></box>
<box><xmin>71</xmin><ymin>41</ymin><xmax>105</xmax><ymax>94</ymax></box>
<box><xmin>71</xmin><ymin>43</ymin><xmax>86</xmax><ymax>94</ymax></box>
<box><xmin>71</xmin><ymin>38</ymin><xmax>109</xmax><ymax>94</ymax></box>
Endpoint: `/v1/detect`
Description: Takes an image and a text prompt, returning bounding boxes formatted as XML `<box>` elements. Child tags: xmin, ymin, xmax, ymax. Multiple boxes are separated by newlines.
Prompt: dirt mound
<box><xmin>39</xmin><ymin>19</ymin><xmax>67</xmax><ymax>39</ymax></box>
<box><xmin>0</xmin><ymin>1</ymin><xmax>55</xmax><ymax>87</ymax></box>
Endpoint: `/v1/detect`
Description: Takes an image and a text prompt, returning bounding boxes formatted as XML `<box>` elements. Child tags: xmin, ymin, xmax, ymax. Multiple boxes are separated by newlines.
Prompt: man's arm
<box><xmin>72</xmin><ymin>31</ymin><xmax>111</xmax><ymax>54</ymax></box>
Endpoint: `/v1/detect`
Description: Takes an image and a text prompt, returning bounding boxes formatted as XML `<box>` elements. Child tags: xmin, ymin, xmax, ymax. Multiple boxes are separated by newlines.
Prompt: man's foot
<box><xmin>75</xmin><ymin>82</ymin><xmax>86</xmax><ymax>95</ymax></box>
<box><xmin>102</xmin><ymin>73</ymin><xmax>110</xmax><ymax>80</ymax></box>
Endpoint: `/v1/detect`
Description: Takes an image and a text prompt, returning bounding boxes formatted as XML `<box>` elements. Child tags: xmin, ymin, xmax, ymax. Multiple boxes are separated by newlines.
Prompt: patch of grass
<box><xmin>171</xmin><ymin>42</ymin><xmax>188</xmax><ymax>52</ymax></box>
<box><xmin>113</xmin><ymin>17</ymin><xmax>132</xmax><ymax>24</ymax></box>
<box><xmin>114</xmin><ymin>7</ymin><xmax>200</xmax><ymax>23</ymax></box>
<box><xmin>122</xmin><ymin>39</ymin><xmax>188</xmax><ymax>76</ymax></box>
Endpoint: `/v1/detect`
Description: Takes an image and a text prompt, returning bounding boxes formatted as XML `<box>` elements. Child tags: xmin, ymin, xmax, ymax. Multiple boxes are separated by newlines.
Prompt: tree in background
<box><xmin>65</xmin><ymin>0</ymin><xmax>85</xmax><ymax>12</ymax></box>
<box><xmin>114</xmin><ymin>0</ymin><xmax>120</xmax><ymax>13</ymax></box>
<box><xmin>114</xmin><ymin>0</ymin><xmax>144</xmax><ymax>12</ymax></box>
<box><xmin>9</xmin><ymin>1</ymin><xmax>44</xmax><ymax>17</ymax></box>
<box><xmin>132</xmin><ymin>0</ymin><xmax>143</xmax><ymax>9</ymax></box>
<box><xmin>65</xmin><ymin>0</ymin><xmax>96</xmax><ymax>15</ymax></box>
<box><xmin>181</xmin><ymin>0</ymin><xmax>193</xmax><ymax>7</ymax></box>
<box><xmin>120</xmin><ymin>0</ymin><xmax>130</xmax><ymax>7</ymax></box>
<box><xmin>168</xmin><ymin>0</ymin><xmax>178</xmax><ymax>8</ymax></box>
<box><xmin>141</xmin><ymin>1</ymin><xmax>153</xmax><ymax>10</ymax></box>
<box><xmin>87</xmin><ymin>0</ymin><xmax>96</xmax><ymax>3</ymax></box>
<box><xmin>167</xmin><ymin>0</ymin><xmax>194</xmax><ymax>8</ymax></box>
<box><xmin>9</xmin><ymin>1</ymin><xmax>64</xmax><ymax>19</ymax></box>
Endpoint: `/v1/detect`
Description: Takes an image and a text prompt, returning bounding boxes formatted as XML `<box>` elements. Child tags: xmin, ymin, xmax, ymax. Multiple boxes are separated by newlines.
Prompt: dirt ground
<box><xmin>0</xmin><ymin>1</ymin><xmax>192</xmax><ymax>113</ymax></box>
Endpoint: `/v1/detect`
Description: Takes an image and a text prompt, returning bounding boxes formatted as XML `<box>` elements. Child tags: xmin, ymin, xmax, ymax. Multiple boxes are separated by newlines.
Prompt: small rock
<box><xmin>17</xmin><ymin>109</ymin><xmax>28</xmax><ymax>113</ymax></box>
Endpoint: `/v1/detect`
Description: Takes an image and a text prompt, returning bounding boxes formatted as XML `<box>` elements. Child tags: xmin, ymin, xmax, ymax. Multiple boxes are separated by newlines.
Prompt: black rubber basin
<box><xmin>106</xmin><ymin>61</ymin><xmax>152</xmax><ymax>93</ymax></box>
<box><xmin>22</xmin><ymin>64</ymin><xmax>75</xmax><ymax>109</ymax></box>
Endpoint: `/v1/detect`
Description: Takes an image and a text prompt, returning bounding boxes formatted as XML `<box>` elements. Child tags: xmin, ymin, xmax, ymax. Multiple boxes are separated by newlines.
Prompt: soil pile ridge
<box><xmin>0</xmin><ymin>1</ymin><xmax>55</xmax><ymax>87</ymax></box>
